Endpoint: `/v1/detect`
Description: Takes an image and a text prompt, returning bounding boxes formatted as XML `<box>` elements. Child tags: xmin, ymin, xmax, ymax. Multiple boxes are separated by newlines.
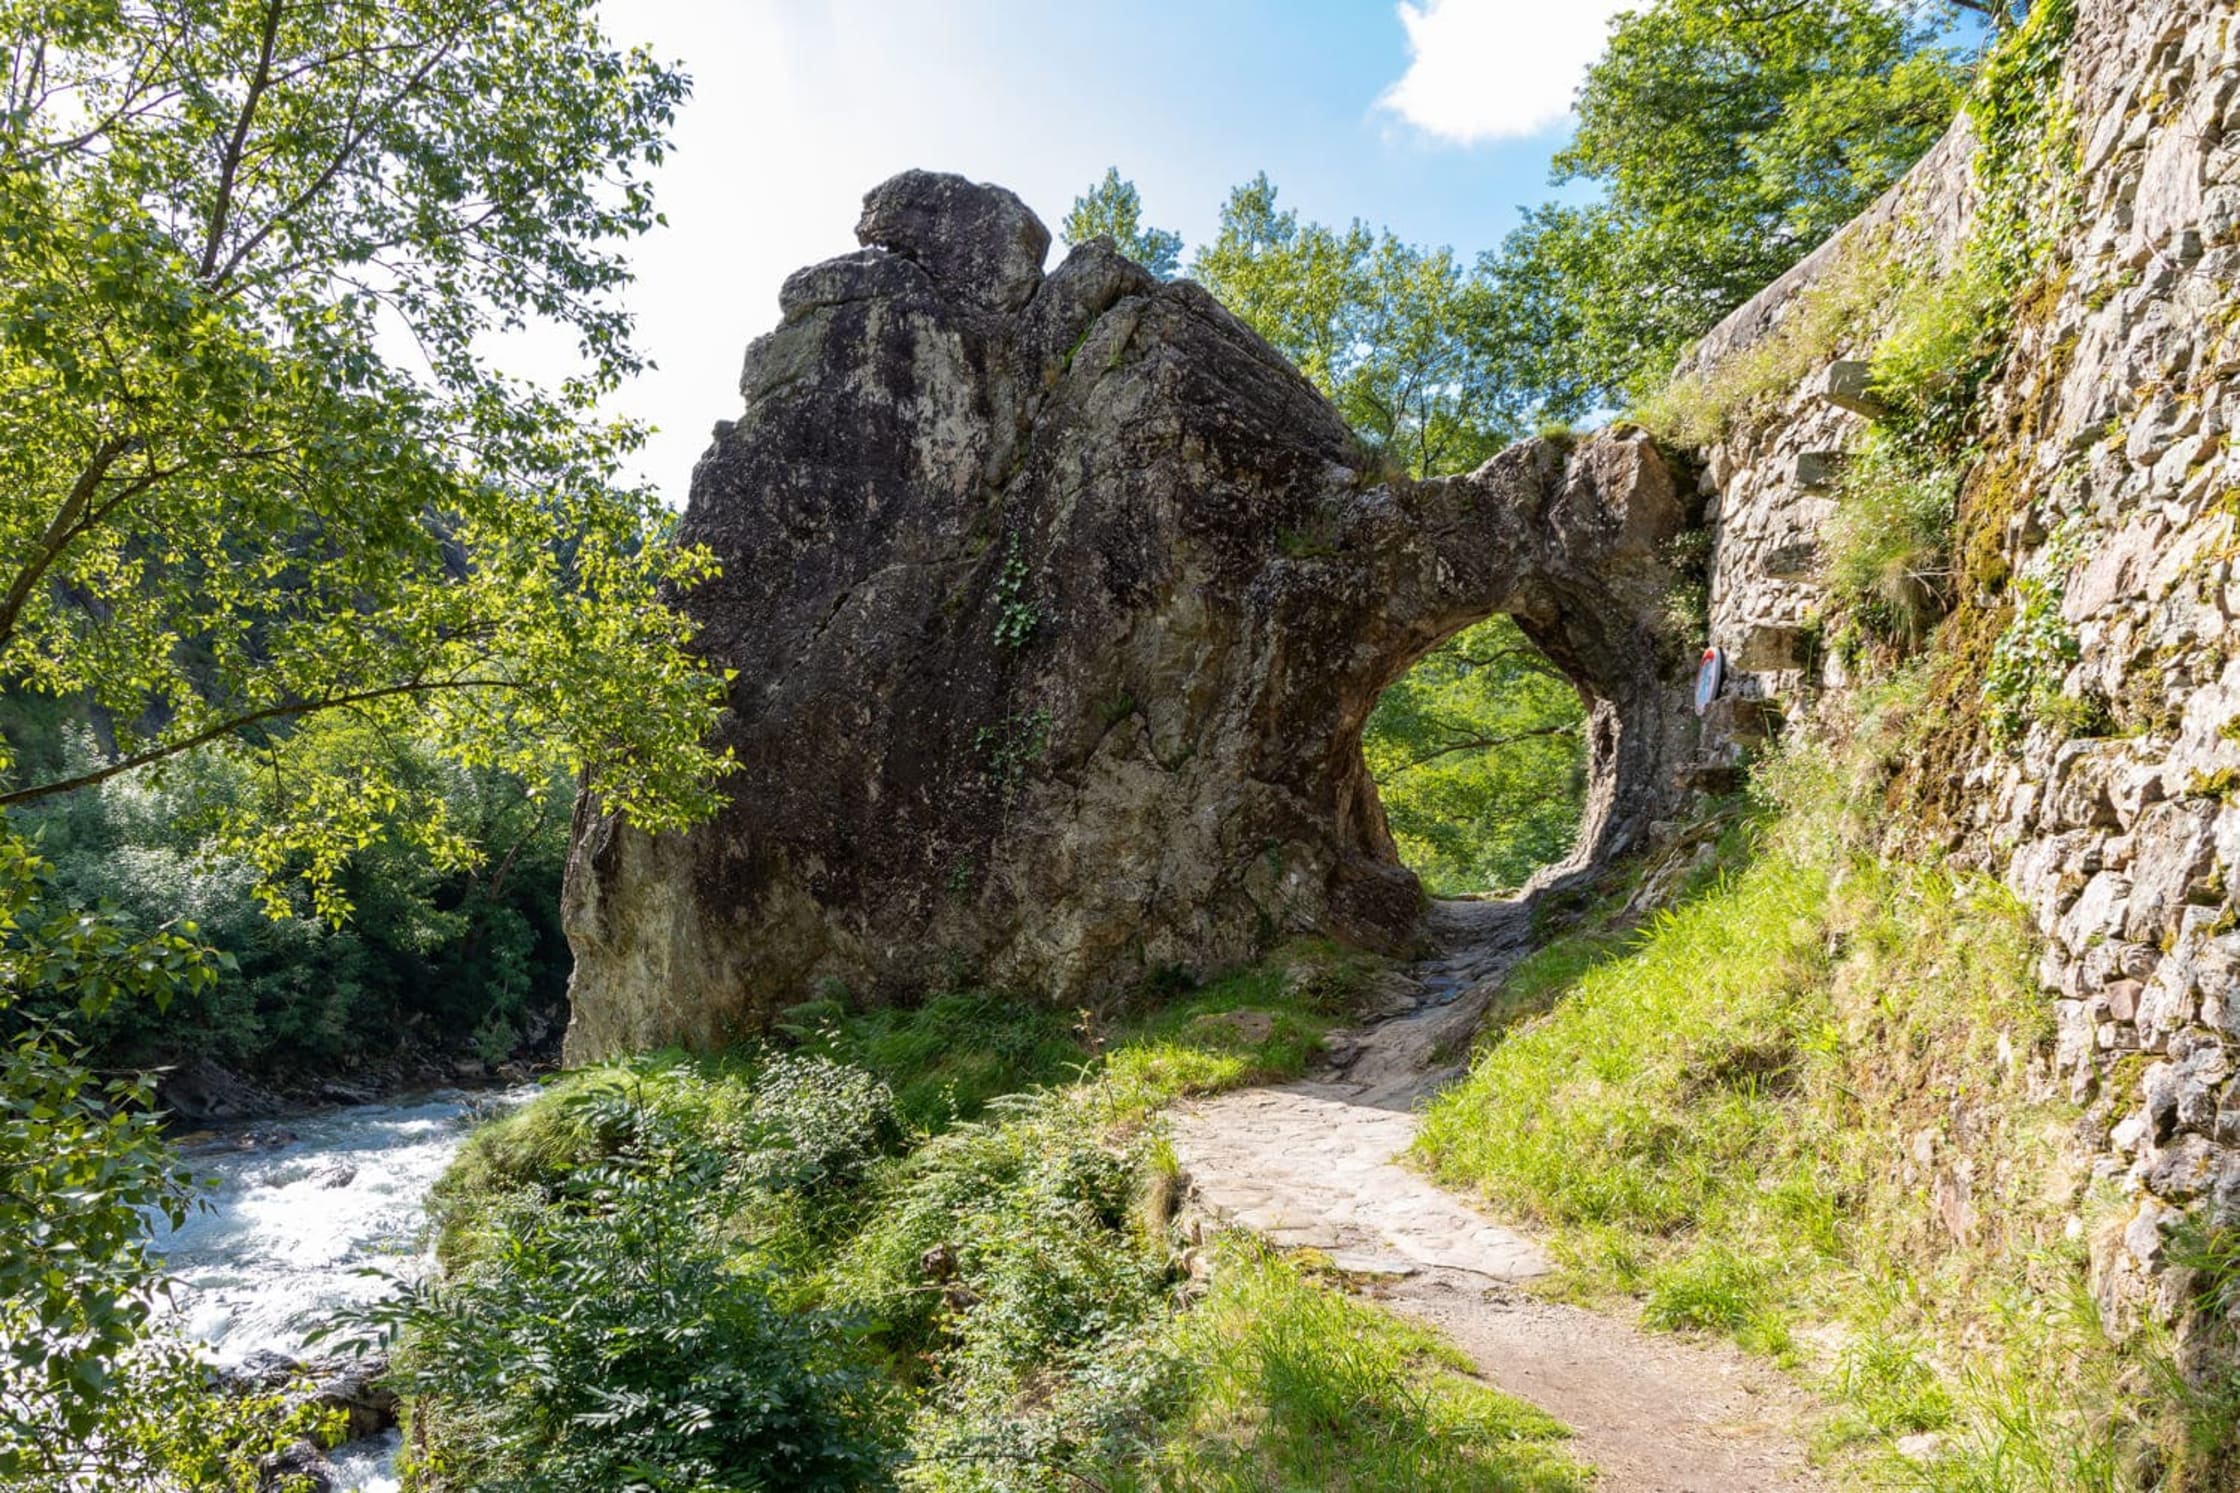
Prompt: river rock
<box><xmin>160</xmin><ymin>1057</ymin><xmax>285</xmax><ymax>1123</ymax></box>
<box><xmin>260</xmin><ymin>1438</ymin><xmax>339</xmax><ymax>1492</ymax></box>
<box><xmin>562</xmin><ymin>170</ymin><xmax>1700</xmax><ymax>1059</ymax></box>
<box><xmin>217</xmin><ymin>1352</ymin><xmax>399</xmax><ymax>1442</ymax></box>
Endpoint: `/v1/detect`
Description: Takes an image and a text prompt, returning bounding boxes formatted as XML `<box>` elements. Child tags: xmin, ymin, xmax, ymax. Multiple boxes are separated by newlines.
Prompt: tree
<box><xmin>0</xmin><ymin>0</ymin><xmax>731</xmax><ymax>1476</ymax></box>
<box><xmin>0</xmin><ymin>0</ymin><xmax>733</xmax><ymax>912</ymax></box>
<box><xmin>1363</xmin><ymin>619</ymin><xmax>1586</xmax><ymax>895</ymax></box>
<box><xmin>1192</xmin><ymin>173</ymin><xmax>1517</xmax><ymax>479</ymax></box>
<box><xmin>1061</xmin><ymin>167</ymin><xmax>1182</xmax><ymax>278</ymax></box>
<box><xmin>1478</xmin><ymin>0</ymin><xmax>1971</xmax><ymax>416</ymax></box>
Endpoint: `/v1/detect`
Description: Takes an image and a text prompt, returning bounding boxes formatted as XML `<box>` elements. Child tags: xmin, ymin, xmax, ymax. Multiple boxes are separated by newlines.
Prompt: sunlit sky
<box><xmin>583</xmin><ymin>0</ymin><xmax>1630</xmax><ymax>497</ymax></box>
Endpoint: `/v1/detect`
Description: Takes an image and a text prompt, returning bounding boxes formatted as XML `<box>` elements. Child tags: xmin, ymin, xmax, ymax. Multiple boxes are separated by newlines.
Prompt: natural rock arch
<box><xmin>562</xmin><ymin>172</ymin><xmax>1700</xmax><ymax>1061</ymax></box>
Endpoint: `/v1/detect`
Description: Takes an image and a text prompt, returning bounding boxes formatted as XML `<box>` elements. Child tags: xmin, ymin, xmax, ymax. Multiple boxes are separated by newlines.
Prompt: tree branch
<box><xmin>1374</xmin><ymin>720</ymin><xmax>1580</xmax><ymax>781</ymax></box>
<box><xmin>0</xmin><ymin>676</ymin><xmax>520</xmax><ymax>808</ymax></box>
<box><xmin>0</xmin><ymin>436</ymin><xmax>135</xmax><ymax>651</ymax></box>
<box><xmin>199</xmin><ymin>0</ymin><xmax>286</xmax><ymax>282</ymax></box>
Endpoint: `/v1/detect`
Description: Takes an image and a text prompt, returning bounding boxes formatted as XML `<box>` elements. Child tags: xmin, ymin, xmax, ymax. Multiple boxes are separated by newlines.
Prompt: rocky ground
<box><xmin>1169</xmin><ymin>898</ymin><xmax>1828</xmax><ymax>1493</ymax></box>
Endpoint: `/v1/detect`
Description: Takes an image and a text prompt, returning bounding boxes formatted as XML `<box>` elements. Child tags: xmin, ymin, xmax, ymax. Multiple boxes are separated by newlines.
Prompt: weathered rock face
<box><xmin>563</xmin><ymin>170</ymin><xmax>1698</xmax><ymax>1059</ymax></box>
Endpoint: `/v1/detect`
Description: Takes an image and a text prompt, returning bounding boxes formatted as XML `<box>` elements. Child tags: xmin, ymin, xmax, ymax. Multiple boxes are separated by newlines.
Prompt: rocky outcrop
<box><xmin>563</xmin><ymin>171</ymin><xmax>1700</xmax><ymax>1059</ymax></box>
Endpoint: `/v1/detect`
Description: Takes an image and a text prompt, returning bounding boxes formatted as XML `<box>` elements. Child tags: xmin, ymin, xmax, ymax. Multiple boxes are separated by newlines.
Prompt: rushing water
<box><xmin>149</xmin><ymin>1087</ymin><xmax>533</xmax><ymax>1490</ymax></box>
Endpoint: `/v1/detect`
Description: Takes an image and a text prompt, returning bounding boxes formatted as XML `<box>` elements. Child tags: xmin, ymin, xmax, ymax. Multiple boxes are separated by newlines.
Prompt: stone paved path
<box><xmin>1169</xmin><ymin>898</ymin><xmax>1828</xmax><ymax>1492</ymax></box>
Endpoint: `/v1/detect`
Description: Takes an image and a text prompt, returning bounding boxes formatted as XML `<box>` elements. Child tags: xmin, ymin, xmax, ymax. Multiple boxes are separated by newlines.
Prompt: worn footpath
<box><xmin>1169</xmin><ymin>899</ymin><xmax>1827</xmax><ymax>1493</ymax></box>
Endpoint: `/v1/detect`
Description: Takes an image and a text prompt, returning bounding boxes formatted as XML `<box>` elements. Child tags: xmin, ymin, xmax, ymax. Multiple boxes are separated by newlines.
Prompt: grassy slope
<box><xmin>1417</xmin><ymin>707</ymin><xmax>2240</xmax><ymax>1490</ymax></box>
<box><xmin>416</xmin><ymin>942</ymin><xmax>1588</xmax><ymax>1492</ymax></box>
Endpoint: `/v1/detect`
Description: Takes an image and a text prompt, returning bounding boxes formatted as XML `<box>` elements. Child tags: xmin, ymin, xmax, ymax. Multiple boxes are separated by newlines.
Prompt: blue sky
<box><xmin>586</xmin><ymin>0</ymin><xmax>1627</xmax><ymax>497</ymax></box>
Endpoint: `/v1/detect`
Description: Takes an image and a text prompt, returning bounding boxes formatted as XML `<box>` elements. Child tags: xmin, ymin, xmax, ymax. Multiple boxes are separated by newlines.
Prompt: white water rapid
<box><xmin>150</xmin><ymin>1087</ymin><xmax>533</xmax><ymax>1490</ymax></box>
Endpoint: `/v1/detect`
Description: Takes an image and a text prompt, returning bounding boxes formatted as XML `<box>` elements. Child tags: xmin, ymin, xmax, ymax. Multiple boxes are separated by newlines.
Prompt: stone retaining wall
<box><xmin>1687</xmin><ymin>0</ymin><xmax>2240</xmax><ymax>1337</ymax></box>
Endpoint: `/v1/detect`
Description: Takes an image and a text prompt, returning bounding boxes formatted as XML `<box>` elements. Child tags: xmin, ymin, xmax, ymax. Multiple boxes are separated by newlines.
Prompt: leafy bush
<box><xmin>831</xmin><ymin>1090</ymin><xmax>1168</xmax><ymax>1380</ymax></box>
<box><xmin>1826</xmin><ymin>434</ymin><xmax>1961</xmax><ymax>649</ymax></box>
<box><xmin>385</xmin><ymin>1085</ymin><xmax>900</xmax><ymax>1492</ymax></box>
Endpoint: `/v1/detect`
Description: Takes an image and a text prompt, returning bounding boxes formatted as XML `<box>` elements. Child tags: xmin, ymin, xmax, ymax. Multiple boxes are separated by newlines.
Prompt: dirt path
<box><xmin>1169</xmin><ymin>899</ymin><xmax>1827</xmax><ymax>1492</ymax></box>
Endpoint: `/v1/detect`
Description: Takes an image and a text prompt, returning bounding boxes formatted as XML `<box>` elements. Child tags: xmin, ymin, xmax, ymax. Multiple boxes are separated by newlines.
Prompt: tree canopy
<box><xmin>1060</xmin><ymin>166</ymin><xmax>1183</xmax><ymax>278</ymax></box>
<box><xmin>1191</xmin><ymin>172</ymin><xmax>1517</xmax><ymax>480</ymax></box>
<box><xmin>0</xmin><ymin>0</ymin><xmax>732</xmax><ymax>915</ymax></box>
<box><xmin>0</xmin><ymin>0</ymin><xmax>725</xmax><ymax>1477</ymax></box>
<box><xmin>1478</xmin><ymin>0</ymin><xmax>1972</xmax><ymax>417</ymax></box>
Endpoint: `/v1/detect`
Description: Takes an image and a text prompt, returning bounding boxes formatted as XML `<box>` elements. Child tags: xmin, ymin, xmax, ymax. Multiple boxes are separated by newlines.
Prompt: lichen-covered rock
<box><xmin>562</xmin><ymin>170</ymin><xmax>1697</xmax><ymax>1060</ymax></box>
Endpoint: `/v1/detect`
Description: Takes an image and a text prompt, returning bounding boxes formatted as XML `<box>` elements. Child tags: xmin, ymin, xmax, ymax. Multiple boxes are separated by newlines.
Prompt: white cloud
<box><xmin>1379</xmin><ymin>0</ymin><xmax>1629</xmax><ymax>145</ymax></box>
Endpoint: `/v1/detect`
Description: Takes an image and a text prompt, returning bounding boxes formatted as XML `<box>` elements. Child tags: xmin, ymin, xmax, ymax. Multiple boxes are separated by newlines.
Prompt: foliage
<box><xmin>1482</xmin><ymin>0</ymin><xmax>1970</xmax><ymax>417</ymax></box>
<box><xmin>380</xmin><ymin>1081</ymin><xmax>900</xmax><ymax>1492</ymax></box>
<box><xmin>411</xmin><ymin>946</ymin><xmax>1454</xmax><ymax>1490</ymax></box>
<box><xmin>784</xmin><ymin>989</ymin><xmax>1085</xmax><ymax>1134</ymax></box>
<box><xmin>0</xmin><ymin>830</ymin><xmax>340</xmax><ymax>1487</ymax></box>
<box><xmin>1826</xmin><ymin>434</ymin><xmax>1962</xmax><ymax>649</ymax></box>
<box><xmin>1060</xmin><ymin>168</ymin><xmax>1182</xmax><ymax>278</ymax></box>
<box><xmin>0</xmin><ymin>1</ymin><xmax>738</xmax><ymax>1481</ymax></box>
<box><xmin>0</xmin><ymin>720</ymin><xmax>572</xmax><ymax>1072</ymax></box>
<box><xmin>1192</xmin><ymin>173</ymin><xmax>1516</xmax><ymax>479</ymax></box>
<box><xmin>1362</xmin><ymin>616</ymin><xmax>1586</xmax><ymax>895</ymax></box>
<box><xmin>835</xmin><ymin>1087</ymin><xmax>1168</xmax><ymax>1415</ymax></box>
<box><xmin>0</xmin><ymin>0</ymin><xmax>731</xmax><ymax>920</ymax></box>
<box><xmin>1413</xmin><ymin>684</ymin><xmax>2217</xmax><ymax>1484</ymax></box>
<box><xmin>893</xmin><ymin>1240</ymin><xmax>1592</xmax><ymax>1492</ymax></box>
<box><xmin>1981</xmin><ymin>512</ymin><xmax>2087</xmax><ymax>746</ymax></box>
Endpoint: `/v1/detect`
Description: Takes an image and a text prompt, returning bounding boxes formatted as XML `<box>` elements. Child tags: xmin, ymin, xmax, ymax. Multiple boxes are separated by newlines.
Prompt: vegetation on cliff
<box><xmin>1420</xmin><ymin>678</ymin><xmax>2240</xmax><ymax>1488</ymax></box>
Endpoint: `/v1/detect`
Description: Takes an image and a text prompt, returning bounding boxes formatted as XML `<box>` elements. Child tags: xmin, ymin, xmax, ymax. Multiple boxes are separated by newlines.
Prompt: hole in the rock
<box><xmin>1362</xmin><ymin>616</ymin><xmax>1589</xmax><ymax>898</ymax></box>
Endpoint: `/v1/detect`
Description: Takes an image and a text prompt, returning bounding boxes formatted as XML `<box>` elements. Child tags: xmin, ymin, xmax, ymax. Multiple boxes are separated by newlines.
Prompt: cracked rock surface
<box><xmin>564</xmin><ymin>170</ymin><xmax>1696</xmax><ymax>1059</ymax></box>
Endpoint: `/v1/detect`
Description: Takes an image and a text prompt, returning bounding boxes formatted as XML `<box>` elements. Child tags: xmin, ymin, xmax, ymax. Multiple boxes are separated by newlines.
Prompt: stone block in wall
<box><xmin>1674</xmin><ymin>759</ymin><xmax>1746</xmax><ymax>795</ymax></box>
<box><xmin>1735</xmin><ymin>624</ymin><xmax>1808</xmax><ymax>672</ymax></box>
<box><xmin>2058</xmin><ymin>870</ymin><xmax>2133</xmax><ymax>954</ymax></box>
<box><xmin>2047</xmin><ymin>739</ymin><xmax>2129</xmax><ymax>830</ymax></box>
<box><xmin>1763</xmin><ymin>540</ymin><xmax>1820</xmax><ymax>582</ymax></box>
<box><xmin>1793</xmin><ymin>451</ymin><xmax>1845</xmax><ymax>489</ymax></box>
<box><xmin>1700</xmin><ymin>694</ymin><xmax>1782</xmax><ymax>747</ymax></box>
<box><xmin>2122</xmin><ymin>799</ymin><xmax>2219</xmax><ymax>943</ymax></box>
<box><xmin>1814</xmin><ymin>361</ymin><xmax>1887</xmax><ymax>419</ymax></box>
<box><xmin>2137</xmin><ymin>1135</ymin><xmax>2219</xmax><ymax>1201</ymax></box>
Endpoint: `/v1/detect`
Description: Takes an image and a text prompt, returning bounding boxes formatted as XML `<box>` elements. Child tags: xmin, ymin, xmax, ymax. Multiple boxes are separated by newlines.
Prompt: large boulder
<box><xmin>562</xmin><ymin>171</ymin><xmax>1699</xmax><ymax>1060</ymax></box>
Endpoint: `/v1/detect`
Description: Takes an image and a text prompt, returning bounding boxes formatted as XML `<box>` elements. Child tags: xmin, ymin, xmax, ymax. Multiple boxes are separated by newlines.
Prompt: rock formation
<box><xmin>563</xmin><ymin>170</ymin><xmax>1698</xmax><ymax>1060</ymax></box>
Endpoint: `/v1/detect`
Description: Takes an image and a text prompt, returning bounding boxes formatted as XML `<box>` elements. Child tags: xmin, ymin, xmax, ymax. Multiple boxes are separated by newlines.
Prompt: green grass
<box><xmin>786</xmin><ymin>989</ymin><xmax>1088</xmax><ymax>1132</ymax></box>
<box><xmin>1413</xmin><ymin>715</ymin><xmax>2232</xmax><ymax>1488</ymax></box>
<box><xmin>1108</xmin><ymin>1244</ymin><xmax>1588</xmax><ymax>1493</ymax></box>
<box><xmin>414</xmin><ymin>938</ymin><xmax>1566</xmax><ymax>1492</ymax></box>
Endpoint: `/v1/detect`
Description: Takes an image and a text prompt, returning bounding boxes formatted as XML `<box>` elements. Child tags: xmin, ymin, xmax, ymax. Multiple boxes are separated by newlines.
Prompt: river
<box><xmin>150</xmin><ymin>1087</ymin><xmax>533</xmax><ymax>1490</ymax></box>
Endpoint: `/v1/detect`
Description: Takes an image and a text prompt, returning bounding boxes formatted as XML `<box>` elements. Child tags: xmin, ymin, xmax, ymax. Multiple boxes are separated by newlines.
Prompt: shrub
<box><xmin>385</xmin><ymin>1086</ymin><xmax>899</xmax><ymax>1492</ymax></box>
<box><xmin>1826</xmin><ymin>434</ymin><xmax>1961</xmax><ymax>649</ymax></box>
<box><xmin>830</xmin><ymin>1090</ymin><xmax>1169</xmax><ymax>1381</ymax></box>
